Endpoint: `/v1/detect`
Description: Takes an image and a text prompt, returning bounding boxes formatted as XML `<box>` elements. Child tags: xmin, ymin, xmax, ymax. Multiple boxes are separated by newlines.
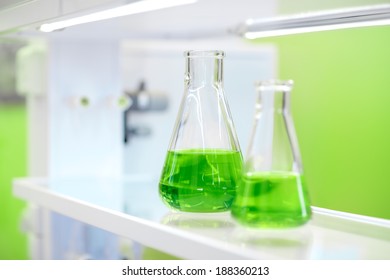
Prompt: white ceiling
<box><xmin>19</xmin><ymin>0</ymin><xmax>385</xmax><ymax>40</ymax></box>
<box><xmin>31</xmin><ymin>0</ymin><xmax>277</xmax><ymax>40</ymax></box>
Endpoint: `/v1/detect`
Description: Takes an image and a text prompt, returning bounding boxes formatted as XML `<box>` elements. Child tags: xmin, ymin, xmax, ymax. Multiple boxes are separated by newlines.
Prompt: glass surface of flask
<box><xmin>159</xmin><ymin>50</ymin><xmax>243</xmax><ymax>213</ymax></box>
<box><xmin>231</xmin><ymin>80</ymin><xmax>311</xmax><ymax>227</ymax></box>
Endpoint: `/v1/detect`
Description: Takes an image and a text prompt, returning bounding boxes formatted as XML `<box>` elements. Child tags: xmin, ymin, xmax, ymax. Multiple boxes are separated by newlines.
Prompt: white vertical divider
<box><xmin>17</xmin><ymin>40</ymin><xmax>51</xmax><ymax>259</ymax></box>
<box><xmin>48</xmin><ymin>39</ymin><xmax>123</xmax><ymax>178</ymax></box>
<box><xmin>16</xmin><ymin>37</ymin><xmax>124</xmax><ymax>259</ymax></box>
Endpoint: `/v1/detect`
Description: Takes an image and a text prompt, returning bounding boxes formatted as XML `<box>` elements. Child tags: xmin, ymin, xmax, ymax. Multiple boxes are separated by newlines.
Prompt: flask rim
<box><xmin>184</xmin><ymin>50</ymin><xmax>225</xmax><ymax>58</ymax></box>
<box><xmin>255</xmin><ymin>79</ymin><xmax>294</xmax><ymax>92</ymax></box>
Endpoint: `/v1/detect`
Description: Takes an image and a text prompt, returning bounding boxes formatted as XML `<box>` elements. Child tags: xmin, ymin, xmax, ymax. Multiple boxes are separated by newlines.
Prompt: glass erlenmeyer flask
<box><xmin>159</xmin><ymin>50</ymin><xmax>243</xmax><ymax>213</ymax></box>
<box><xmin>231</xmin><ymin>80</ymin><xmax>311</xmax><ymax>227</ymax></box>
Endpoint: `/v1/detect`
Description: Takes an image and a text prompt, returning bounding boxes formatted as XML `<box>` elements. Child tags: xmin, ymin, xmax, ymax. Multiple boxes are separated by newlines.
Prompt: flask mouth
<box><xmin>184</xmin><ymin>50</ymin><xmax>225</xmax><ymax>58</ymax></box>
<box><xmin>255</xmin><ymin>79</ymin><xmax>294</xmax><ymax>92</ymax></box>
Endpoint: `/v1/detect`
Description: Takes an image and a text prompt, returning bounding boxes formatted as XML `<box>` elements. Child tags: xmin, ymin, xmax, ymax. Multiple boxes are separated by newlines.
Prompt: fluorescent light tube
<box><xmin>39</xmin><ymin>0</ymin><xmax>197</xmax><ymax>32</ymax></box>
<box><xmin>244</xmin><ymin>19</ymin><xmax>390</xmax><ymax>39</ymax></box>
<box><xmin>236</xmin><ymin>4</ymin><xmax>390</xmax><ymax>39</ymax></box>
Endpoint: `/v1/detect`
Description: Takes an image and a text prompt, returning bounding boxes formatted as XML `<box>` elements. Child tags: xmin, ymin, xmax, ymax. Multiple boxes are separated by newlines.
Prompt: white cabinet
<box><xmin>4</xmin><ymin>0</ymin><xmax>390</xmax><ymax>261</ymax></box>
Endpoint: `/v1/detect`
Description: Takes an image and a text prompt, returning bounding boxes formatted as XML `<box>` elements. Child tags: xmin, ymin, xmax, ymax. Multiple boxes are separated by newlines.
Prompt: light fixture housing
<box><xmin>39</xmin><ymin>0</ymin><xmax>197</xmax><ymax>32</ymax></box>
<box><xmin>234</xmin><ymin>4</ymin><xmax>390</xmax><ymax>39</ymax></box>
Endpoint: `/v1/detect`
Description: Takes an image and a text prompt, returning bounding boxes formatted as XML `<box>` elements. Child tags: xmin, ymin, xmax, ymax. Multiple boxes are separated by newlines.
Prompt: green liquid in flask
<box><xmin>159</xmin><ymin>149</ymin><xmax>243</xmax><ymax>212</ymax></box>
<box><xmin>231</xmin><ymin>172</ymin><xmax>311</xmax><ymax>228</ymax></box>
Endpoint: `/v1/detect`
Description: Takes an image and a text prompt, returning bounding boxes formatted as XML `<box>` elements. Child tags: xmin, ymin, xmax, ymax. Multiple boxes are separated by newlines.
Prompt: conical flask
<box><xmin>159</xmin><ymin>50</ymin><xmax>243</xmax><ymax>213</ymax></box>
<box><xmin>231</xmin><ymin>80</ymin><xmax>311</xmax><ymax>227</ymax></box>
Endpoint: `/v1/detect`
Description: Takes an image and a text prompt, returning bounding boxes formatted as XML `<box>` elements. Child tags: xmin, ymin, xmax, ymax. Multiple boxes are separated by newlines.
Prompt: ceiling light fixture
<box><xmin>39</xmin><ymin>0</ymin><xmax>197</xmax><ymax>32</ymax></box>
<box><xmin>235</xmin><ymin>4</ymin><xmax>390</xmax><ymax>39</ymax></box>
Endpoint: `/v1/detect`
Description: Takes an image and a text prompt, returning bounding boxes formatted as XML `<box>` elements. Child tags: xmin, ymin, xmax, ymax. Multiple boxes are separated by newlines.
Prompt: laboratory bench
<box><xmin>12</xmin><ymin>176</ymin><xmax>390</xmax><ymax>260</ymax></box>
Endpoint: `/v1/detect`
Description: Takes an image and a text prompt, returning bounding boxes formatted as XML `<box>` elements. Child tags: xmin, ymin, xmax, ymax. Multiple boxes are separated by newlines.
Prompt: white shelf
<box><xmin>13</xmin><ymin>176</ymin><xmax>390</xmax><ymax>260</ymax></box>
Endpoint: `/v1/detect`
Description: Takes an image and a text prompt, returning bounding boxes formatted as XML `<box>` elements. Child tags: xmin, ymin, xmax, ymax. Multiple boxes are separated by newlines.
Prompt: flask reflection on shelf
<box><xmin>161</xmin><ymin>212</ymin><xmax>235</xmax><ymax>229</ymax></box>
<box><xmin>232</xmin><ymin>225</ymin><xmax>314</xmax><ymax>259</ymax></box>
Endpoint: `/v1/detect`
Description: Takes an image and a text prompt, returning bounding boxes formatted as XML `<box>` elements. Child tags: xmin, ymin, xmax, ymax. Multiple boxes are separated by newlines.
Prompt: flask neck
<box><xmin>247</xmin><ymin>80</ymin><xmax>303</xmax><ymax>173</ymax></box>
<box><xmin>185</xmin><ymin>52</ymin><xmax>223</xmax><ymax>87</ymax></box>
<box><xmin>255</xmin><ymin>81</ymin><xmax>293</xmax><ymax>115</ymax></box>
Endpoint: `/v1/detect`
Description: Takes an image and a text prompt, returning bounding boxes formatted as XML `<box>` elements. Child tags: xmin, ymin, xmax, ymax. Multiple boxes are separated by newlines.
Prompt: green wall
<box><xmin>0</xmin><ymin>105</ymin><xmax>28</xmax><ymax>259</ymax></box>
<box><xmin>256</xmin><ymin>26</ymin><xmax>390</xmax><ymax>219</ymax></box>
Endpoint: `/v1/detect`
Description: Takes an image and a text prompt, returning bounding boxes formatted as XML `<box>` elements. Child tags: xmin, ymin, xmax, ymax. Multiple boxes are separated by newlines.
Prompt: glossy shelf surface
<box><xmin>13</xmin><ymin>176</ymin><xmax>390</xmax><ymax>260</ymax></box>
